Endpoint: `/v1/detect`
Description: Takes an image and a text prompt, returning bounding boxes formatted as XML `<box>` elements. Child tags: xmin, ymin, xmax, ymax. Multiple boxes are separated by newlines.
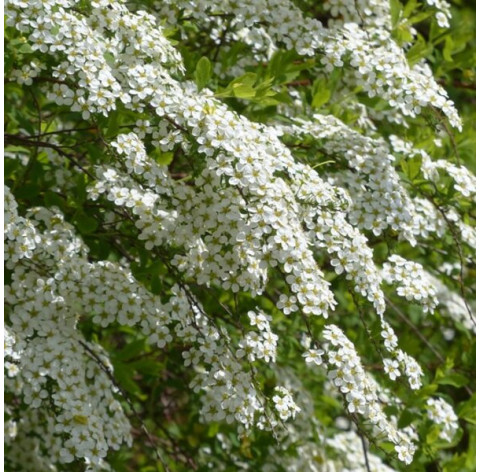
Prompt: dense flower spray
<box><xmin>4</xmin><ymin>0</ymin><xmax>475</xmax><ymax>470</ymax></box>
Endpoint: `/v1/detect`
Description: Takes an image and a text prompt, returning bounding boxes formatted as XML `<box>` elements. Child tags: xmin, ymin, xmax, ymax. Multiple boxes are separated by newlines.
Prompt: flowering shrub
<box><xmin>4</xmin><ymin>0</ymin><xmax>475</xmax><ymax>470</ymax></box>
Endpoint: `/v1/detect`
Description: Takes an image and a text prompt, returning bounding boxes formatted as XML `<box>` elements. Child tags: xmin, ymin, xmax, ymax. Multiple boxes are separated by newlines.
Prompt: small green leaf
<box><xmin>130</xmin><ymin>359</ymin><xmax>163</xmax><ymax>376</ymax></box>
<box><xmin>403</xmin><ymin>0</ymin><xmax>418</xmax><ymax>18</ymax></box>
<box><xmin>105</xmin><ymin>110</ymin><xmax>120</xmax><ymax>139</ymax></box>
<box><xmin>400</xmin><ymin>155</ymin><xmax>422</xmax><ymax>180</ymax></box>
<box><xmin>398</xmin><ymin>409</ymin><xmax>417</xmax><ymax>428</ymax></box>
<box><xmin>18</xmin><ymin>43</ymin><xmax>33</xmax><ymax>54</ymax></box>
<box><xmin>207</xmin><ymin>422</ymin><xmax>220</xmax><ymax>437</ymax></box>
<box><xmin>74</xmin><ymin>213</ymin><xmax>98</xmax><ymax>234</ymax></box>
<box><xmin>150</xmin><ymin>276</ymin><xmax>162</xmax><ymax>295</ymax></box>
<box><xmin>311</xmin><ymin>77</ymin><xmax>331</xmax><ymax>108</ymax></box>
<box><xmin>415</xmin><ymin>383</ymin><xmax>438</xmax><ymax>401</ymax></box>
<box><xmin>407</xmin><ymin>36</ymin><xmax>433</xmax><ymax>65</ymax></box>
<box><xmin>75</xmin><ymin>174</ymin><xmax>88</xmax><ymax>203</ymax></box>
<box><xmin>457</xmin><ymin>394</ymin><xmax>476</xmax><ymax>424</ymax></box>
<box><xmin>195</xmin><ymin>56</ymin><xmax>212</xmax><ymax>90</ymax></box>
<box><xmin>437</xmin><ymin>372</ymin><xmax>469</xmax><ymax>388</ymax></box>
<box><xmin>15</xmin><ymin>183</ymin><xmax>41</xmax><ymax>200</ymax></box>
<box><xmin>73</xmin><ymin>415</ymin><xmax>89</xmax><ymax>425</ymax></box>
<box><xmin>443</xmin><ymin>36</ymin><xmax>454</xmax><ymax>62</ymax></box>
<box><xmin>390</xmin><ymin>0</ymin><xmax>403</xmax><ymax>28</ymax></box>
<box><xmin>232</xmin><ymin>83</ymin><xmax>257</xmax><ymax>99</ymax></box>
<box><xmin>426</xmin><ymin>425</ymin><xmax>440</xmax><ymax>444</ymax></box>
<box><xmin>408</xmin><ymin>10</ymin><xmax>434</xmax><ymax>25</ymax></box>
<box><xmin>112</xmin><ymin>360</ymin><xmax>142</xmax><ymax>396</ymax></box>
<box><xmin>44</xmin><ymin>191</ymin><xmax>65</xmax><ymax>210</ymax></box>
<box><xmin>116</xmin><ymin>339</ymin><xmax>147</xmax><ymax>361</ymax></box>
<box><xmin>103</xmin><ymin>51</ymin><xmax>116</xmax><ymax>66</ymax></box>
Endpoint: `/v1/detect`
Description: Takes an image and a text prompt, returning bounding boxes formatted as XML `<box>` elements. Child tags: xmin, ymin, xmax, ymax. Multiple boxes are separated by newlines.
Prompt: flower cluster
<box><xmin>272</xmin><ymin>386</ymin><xmax>301</xmax><ymax>421</ymax></box>
<box><xmin>426</xmin><ymin>398</ymin><xmax>459</xmax><ymax>442</ymax></box>
<box><xmin>326</xmin><ymin>431</ymin><xmax>397</xmax><ymax>472</ymax></box>
<box><xmin>426</xmin><ymin>272</ymin><xmax>476</xmax><ymax>332</ymax></box>
<box><xmin>382</xmin><ymin>255</ymin><xmax>439</xmax><ymax>313</ymax></box>
<box><xmin>159</xmin><ymin>0</ymin><xmax>462</xmax><ymax>128</ymax></box>
<box><xmin>237</xmin><ymin>310</ymin><xmax>278</xmax><ymax>363</ymax></box>
<box><xmin>4</xmin><ymin>0</ymin><xmax>474</xmax><ymax>469</ymax></box>
<box><xmin>5</xmin><ymin>188</ymin><xmax>132</xmax><ymax>468</ymax></box>
<box><xmin>318</xmin><ymin>325</ymin><xmax>416</xmax><ymax>463</ymax></box>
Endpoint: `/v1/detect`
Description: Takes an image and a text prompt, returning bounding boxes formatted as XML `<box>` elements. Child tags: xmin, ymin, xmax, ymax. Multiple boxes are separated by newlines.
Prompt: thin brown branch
<box><xmin>5</xmin><ymin>133</ymin><xmax>95</xmax><ymax>179</ymax></box>
<box><xmin>385</xmin><ymin>297</ymin><xmax>445</xmax><ymax>364</ymax></box>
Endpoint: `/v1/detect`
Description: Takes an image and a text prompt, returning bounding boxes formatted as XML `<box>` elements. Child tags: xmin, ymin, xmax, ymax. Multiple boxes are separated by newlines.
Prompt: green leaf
<box><xmin>151</xmin><ymin>148</ymin><xmax>173</xmax><ymax>166</ymax></box>
<box><xmin>311</xmin><ymin>77</ymin><xmax>331</xmax><ymax>109</ymax></box>
<box><xmin>116</xmin><ymin>339</ymin><xmax>147</xmax><ymax>361</ymax></box>
<box><xmin>4</xmin><ymin>157</ymin><xmax>21</xmax><ymax>180</ymax></box>
<box><xmin>436</xmin><ymin>372</ymin><xmax>469</xmax><ymax>388</ymax></box>
<box><xmin>393</xmin><ymin>23</ymin><xmax>414</xmax><ymax>43</ymax></box>
<box><xmin>207</xmin><ymin>422</ymin><xmax>220</xmax><ymax>437</ymax></box>
<box><xmin>150</xmin><ymin>275</ymin><xmax>162</xmax><ymax>295</ymax></box>
<box><xmin>407</xmin><ymin>36</ymin><xmax>433</xmax><ymax>65</ymax></box>
<box><xmin>75</xmin><ymin>174</ymin><xmax>88</xmax><ymax>203</ymax></box>
<box><xmin>18</xmin><ymin>43</ymin><xmax>32</xmax><ymax>54</ymax></box>
<box><xmin>105</xmin><ymin>110</ymin><xmax>120</xmax><ymax>139</ymax></box>
<box><xmin>457</xmin><ymin>394</ymin><xmax>476</xmax><ymax>424</ymax></box>
<box><xmin>74</xmin><ymin>213</ymin><xmax>98</xmax><ymax>234</ymax></box>
<box><xmin>232</xmin><ymin>83</ymin><xmax>257</xmax><ymax>99</ymax></box>
<box><xmin>44</xmin><ymin>191</ymin><xmax>65</xmax><ymax>210</ymax></box>
<box><xmin>390</xmin><ymin>0</ymin><xmax>403</xmax><ymax>28</ymax></box>
<box><xmin>408</xmin><ymin>10</ymin><xmax>434</xmax><ymax>25</ymax></box>
<box><xmin>112</xmin><ymin>360</ymin><xmax>142</xmax><ymax>396</ymax></box>
<box><xmin>414</xmin><ymin>384</ymin><xmax>438</xmax><ymax>402</ymax></box>
<box><xmin>267</xmin><ymin>50</ymin><xmax>298</xmax><ymax>83</ymax></box>
<box><xmin>398</xmin><ymin>409</ymin><xmax>417</xmax><ymax>428</ymax></box>
<box><xmin>426</xmin><ymin>425</ymin><xmax>441</xmax><ymax>445</ymax></box>
<box><xmin>130</xmin><ymin>359</ymin><xmax>163</xmax><ymax>376</ymax></box>
<box><xmin>443</xmin><ymin>36</ymin><xmax>454</xmax><ymax>62</ymax></box>
<box><xmin>403</xmin><ymin>0</ymin><xmax>418</xmax><ymax>18</ymax></box>
<box><xmin>103</xmin><ymin>51</ymin><xmax>116</xmax><ymax>66</ymax></box>
<box><xmin>400</xmin><ymin>155</ymin><xmax>422</xmax><ymax>180</ymax></box>
<box><xmin>195</xmin><ymin>56</ymin><xmax>212</xmax><ymax>90</ymax></box>
<box><xmin>15</xmin><ymin>183</ymin><xmax>41</xmax><ymax>200</ymax></box>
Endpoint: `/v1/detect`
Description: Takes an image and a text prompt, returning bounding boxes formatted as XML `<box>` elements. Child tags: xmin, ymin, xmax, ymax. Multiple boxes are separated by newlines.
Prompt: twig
<box><xmin>385</xmin><ymin>298</ymin><xmax>444</xmax><ymax>364</ymax></box>
<box><xmin>430</xmin><ymin>105</ymin><xmax>461</xmax><ymax>166</ymax></box>
<box><xmin>5</xmin><ymin>133</ymin><xmax>95</xmax><ymax>179</ymax></box>
<box><xmin>432</xmin><ymin>204</ymin><xmax>475</xmax><ymax>327</ymax></box>
<box><xmin>360</xmin><ymin>433</ymin><xmax>372</xmax><ymax>472</ymax></box>
<box><xmin>27</xmin><ymin>126</ymin><xmax>98</xmax><ymax>137</ymax></box>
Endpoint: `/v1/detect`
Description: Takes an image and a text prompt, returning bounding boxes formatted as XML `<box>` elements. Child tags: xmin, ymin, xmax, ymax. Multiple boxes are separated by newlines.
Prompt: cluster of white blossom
<box><xmin>286</xmin><ymin>115</ymin><xmax>419</xmax><ymax>243</ymax></box>
<box><xmin>272</xmin><ymin>386</ymin><xmax>301</xmax><ymax>421</ymax></box>
<box><xmin>10</xmin><ymin>59</ymin><xmax>44</xmax><ymax>85</ymax></box>
<box><xmin>426</xmin><ymin>398</ymin><xmax>459</xmax><ymax>442</ymax></box>
<box><xmin>325</xmin><ymin>0</ymin><xmax>449</xmax><ymax>30</ymax></box>
<box><xmin>4</xmin><ymin>184</ymin><xmax>293</xmax><ymax>464</ymax></box>
<box><xmin>180</xmin><ymin>300</ymin><xmax>285</xmax><ymax>431</ymax></box>
<box><xmin>237</xmin><ymin>310</ymin><xmax>278</xmax><ymax>363</ymax></box>
<box><xmin>4</xmin><ymin>0</ymin><xmax>474</xmax><ymax>469</ymax></box>
<box><xmin>5</xmin><ymin>187</ymin><xmax>132</xmax><ymax>469</ymax></box>
<box><xmin>382</xmin><ymin>255</ymin><xmax>439</xmax><ymax>313</ymax></box>
<box><xmin>376</xmin><ymin>316</ymin><xmax>424</xmax><ymax>390</ymax></box>
<box><xmin>318</xmin><ymin>324</ymin><xmax>416</xmax><ymax>463</ymax></box>
<box><xmin>159</xmin><ymin>0</ymin><xmax>462</xmax><ymax>128</ymax></box>
<box><xmin>326</xmin><ymin>431</ymin><xmax>397</xmax><ymax>472</ymax></box>
<box><xmin>426</xmin><ymin>0</ymin><xmax>453</xmax><ymax>28</ymax></box>
<box><xmin>286</xmin><ymin>115</ymin><xmax>475</xmax><ymax>251</ymax></box>
<box><xmin>425</xmin><ymin>271</ymin><xmax>476</xmax><ymax>332</ymax></box>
